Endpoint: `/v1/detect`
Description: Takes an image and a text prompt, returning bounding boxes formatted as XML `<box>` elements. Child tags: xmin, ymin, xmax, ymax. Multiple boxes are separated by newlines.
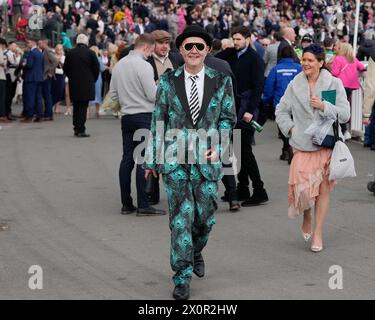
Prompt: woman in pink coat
<box><xmin>177</xmin><ymin>5</ymin><xmax>187</xmax><ymax>34</ymax></box>
<box><xmin>331</xmin><ymin>42</ymin><xmax>365</xmax><ymax>138</ymax></box>
<box><xmin>124</xmin><ymin>5</ymin><xmax>133</xmax><ymax>32</ymax></box>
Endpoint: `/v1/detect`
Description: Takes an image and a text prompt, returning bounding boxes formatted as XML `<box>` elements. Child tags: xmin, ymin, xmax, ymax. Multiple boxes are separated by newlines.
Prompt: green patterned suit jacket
<box><xmin>144</xmin><ymin>65</ymin><xmax>237</xmax><ymax>181</ymax></box>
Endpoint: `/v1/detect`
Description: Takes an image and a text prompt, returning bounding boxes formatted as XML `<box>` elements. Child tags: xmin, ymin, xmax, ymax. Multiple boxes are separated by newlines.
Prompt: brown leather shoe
<box><xmin>0</xmin><ymin>117</ymin><xmax>12</xmax><ymax>123</ymax></box>
<box><xmin>20</xmin><ymin>118</ymin><xmax>33</xmax><ymax>123</ymax></box>
<box><xmin>229</xmin><ymin>200</ymin><xmax>241</xmax><ymax>212</ymax></box>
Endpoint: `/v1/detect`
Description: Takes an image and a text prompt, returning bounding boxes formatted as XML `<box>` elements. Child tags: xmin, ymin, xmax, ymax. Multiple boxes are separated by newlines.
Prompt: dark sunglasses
<box><xmin>184</xmin><ymin>42</ymin><xmax>206</xmax><ymax>51</ymax></box>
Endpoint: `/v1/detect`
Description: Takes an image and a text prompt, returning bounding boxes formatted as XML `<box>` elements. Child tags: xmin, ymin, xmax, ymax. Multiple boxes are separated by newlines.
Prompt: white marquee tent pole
<box><xmin>353</xmin><ymin>0</ymin><xmax>361</xmax><ymax>56</ymax></box>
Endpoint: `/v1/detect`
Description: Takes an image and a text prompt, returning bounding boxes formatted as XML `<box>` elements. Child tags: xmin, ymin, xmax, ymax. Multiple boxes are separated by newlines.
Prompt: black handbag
<box><xmin>145</xmin><ymin>174</ymin><xmax>158</xmax><ymax>196</ymax></box>
<box><xmin>318</xmin><ymin>118</ymin><xmax>341</xmax><ymax>149</ymax></box>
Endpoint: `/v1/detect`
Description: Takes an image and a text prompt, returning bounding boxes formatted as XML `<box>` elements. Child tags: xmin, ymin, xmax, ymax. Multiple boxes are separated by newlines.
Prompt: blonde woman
<box><xmin>89</xmin><ymin>46</ymin><xmax>106</xmax><ymax>118</ymax></box>
<box><xmin>52</xmin><ymin>44</ymin><xmax>66</xmax><ymax>114</ymax></box>
<box><xmin>276</xmin><ymin>44</ymin><xmax>350</xmax><ymax>252</ymax></box>
<box><xmin>331</xmin><ymin>42</ymin><xmax>365</xmax><ymax>139</ymax></box>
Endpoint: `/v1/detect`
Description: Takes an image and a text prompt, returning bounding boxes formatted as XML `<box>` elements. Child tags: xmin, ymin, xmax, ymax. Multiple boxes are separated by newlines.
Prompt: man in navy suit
<box><xmin>21</xmin><ymin>38</ymin><xmax>44</xmax><ymax>123</ymax></box>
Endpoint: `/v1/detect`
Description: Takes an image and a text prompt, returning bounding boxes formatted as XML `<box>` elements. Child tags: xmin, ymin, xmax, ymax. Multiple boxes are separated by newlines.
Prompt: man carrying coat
<box><xmin>144</xmin><ymin>26</ymin><xmax>237</xmax><ymax>300</ymax></box>
<box><xmin>63</xmin><ymin>34</ymin><xmax>99</xmax><ymax>137</ymax></box>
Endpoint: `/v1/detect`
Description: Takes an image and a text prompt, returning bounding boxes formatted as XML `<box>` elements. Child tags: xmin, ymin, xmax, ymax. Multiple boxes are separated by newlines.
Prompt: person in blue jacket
<box><xmin>263</xmin><ymin>45</ymin><xmax>302</xmax><ymax>163</ymax></box>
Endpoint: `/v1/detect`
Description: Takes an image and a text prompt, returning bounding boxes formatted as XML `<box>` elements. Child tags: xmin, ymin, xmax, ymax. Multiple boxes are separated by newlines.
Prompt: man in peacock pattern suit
<box><xmin>144</xmin><ymin>26</ymin><xmax>237</xmax><ymax>300</ymax></box>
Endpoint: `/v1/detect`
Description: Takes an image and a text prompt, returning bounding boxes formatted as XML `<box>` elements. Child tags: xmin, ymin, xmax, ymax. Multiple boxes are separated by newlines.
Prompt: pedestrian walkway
<box><xmin>0</xmin><ymin>114</ymin><xmax>374</xmax><ymax>299</ymax></box>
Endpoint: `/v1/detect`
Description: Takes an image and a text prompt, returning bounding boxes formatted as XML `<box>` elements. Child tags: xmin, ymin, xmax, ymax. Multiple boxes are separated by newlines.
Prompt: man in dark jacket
<box><xmin>20</xmin><ymin>38</ymin><xmax>44</xmax><ymax>123</ymax></box>
<box><xmin>63</xmin><ymin>34</ymin><xmax>99</xmax><ymax>137</ymax></box>
<box><xmin>216</xmin><ymin>26</ymin><xmax>269</xmax><ymax>207</ymax></box>
<box><xmin>277</xmin><ymin>27</ymin><xmax>299</xmax><ymax>63</ymax></box>
<box><xmin>204</xmin><ymin>52</ymin><xmax>240</xmax><ymax>212</ymax></box>
<box><xmin>357</xmin><ymin>30</ymin><xmax>375</xmax><ymax>61</ymax></box>
<box><xmin>38</xmin><ymin>39</ymin><xmax>58</xmax><ymax>121</ymax></box>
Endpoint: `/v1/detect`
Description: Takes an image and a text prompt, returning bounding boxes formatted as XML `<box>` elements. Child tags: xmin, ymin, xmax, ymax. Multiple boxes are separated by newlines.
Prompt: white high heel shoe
<box><xmin>311</xmin><ymin>245</ymin><xmax>323</xmax><ymax>253</ymax></box>
<box><xmin>311</xmin><ymin>238</ymin><xmax>323</xmax><ymax>252</ymax></box>
<box><xmin>301</xmin><ymin>228</ymin><xmax>312</xmax><ymax>242</ymax></box>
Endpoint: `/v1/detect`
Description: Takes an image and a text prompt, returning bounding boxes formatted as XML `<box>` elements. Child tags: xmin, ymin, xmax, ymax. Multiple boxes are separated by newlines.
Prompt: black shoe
<box><xmin>136</xmin><ymin>206</ymin><xmax>166</xmax><ymax>216</ymax></box>
<box><xmin>221</xmin><ymin>194</ymin><xmax>229</xmax><ymax>202</ymax></box>
<box><xmin>33</xmin><ymin>117</ymin><xmax>43</xmax><ymax>123</ymax></box>
<box><xmin>364</xmin><ymin>143</ymin><xmax>371</xmax><ymax>148</ymax></box>
<box><xmin>279</xmin><ymin>150</ymin><xmax>290</xmax><ymax>161</ymax></box>
<box><xmin>173</xmin><ymin>283</ymin><xmax>190</xmax><ymax>300</ymax></box>
<box><xmin>121</xmin><ymin>204</ymin><xmax>137</xmax><ymax>215</ymax></box>
<box><xmin>237</xmin><ymin>186</ymin><xmax>250</xmax><ymax>201</ymax></box>
<box><xmin>241</xmin><ymin>189</ymin><xmax>269</xmax><ymax>207</ymax></box>
<box><xmin>367</xmin><ymin>181</ymin><xmax>375</xmax><ymax>193</ymax></box>
<box><xmin>229</xmin><ymin>200</ymin><xmax>240</xmax><ymax>212</ymax></box>
<box><xmin>76</xmin><ymin>133</ymin><xmax>90</xmax><ymax>138</ymax></box>
<box><xmin>371</xmin><ymin>144</ymin><xmax>375</xmax><ymax>151</ymax></box>
<box><xmin>193</xmin><ymin>253</ymin><xmax>205</xmax><ymax>278</ymax></box>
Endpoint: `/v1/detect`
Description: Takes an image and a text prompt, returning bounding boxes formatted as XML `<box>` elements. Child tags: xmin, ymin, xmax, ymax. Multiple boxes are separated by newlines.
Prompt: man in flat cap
<box><xmin>144</xmin><ymin>26</ymin><xmax>237</xmax><ymax>300</ymax></box>
<box><xmin>148</xmin><ymin>30</ymin><xmax>184</xmax><ymax>83</ymax></box>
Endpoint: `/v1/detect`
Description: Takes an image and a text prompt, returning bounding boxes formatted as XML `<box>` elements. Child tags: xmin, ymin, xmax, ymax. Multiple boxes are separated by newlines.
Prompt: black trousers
<box><xmin>72</xmin><ymin>101</ymin><xmax>89</xmax><ymax>134</ymax></box>
<box><xmin>341</xmin><ymin>88</ymin><xmax>353</xmax><ymax>133</ymax></box>
<box><xmin>221</xmin><ymin>166</ymin><xmax>238</xmax><ymax>201</ymax></box>
<box><xmin>237</xmin><ymin>128</ymin><xmax>264</xmax><ymax>192</ymax></box>
<box><xmin>278</xmin><ymin>127</ymin><xmax>290</xmax><ymax>151</ymax></box>
<box><xmin>221</xmin><ymin>142</ymin><xmax>238</xmax><ymax>201</ymax></box>
<box><xmin>5</xmin><ymin>75</ymin><xmax>17</xmax><ymax>117</ymax></box>
<box><xmin>0</xmin><ymin>80</ymin><xmax>6</xmax><ymax>117</ymax></box>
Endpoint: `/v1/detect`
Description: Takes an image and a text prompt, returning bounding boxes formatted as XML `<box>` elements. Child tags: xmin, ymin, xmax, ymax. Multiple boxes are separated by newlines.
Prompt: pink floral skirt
<box><xmin>288</xmin><ymin>148</ymin><xmax>335</xmax><ymax>218</ymax></box>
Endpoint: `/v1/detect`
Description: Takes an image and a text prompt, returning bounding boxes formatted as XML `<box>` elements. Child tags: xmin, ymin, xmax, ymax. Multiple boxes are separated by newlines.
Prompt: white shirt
<box><xmin>184</xmin><ymin>66</ymin><xmax>205</xmax><ymax>110</ymax></box>
<box><xmin>4</xmin><ymin>49</ymin><xmax>18</xmax><ymax>81</ymax></box>
<box><xmin>138</xmin><ymin>24</ymin><xmax>145</xmax><ymax>34</ymax></box>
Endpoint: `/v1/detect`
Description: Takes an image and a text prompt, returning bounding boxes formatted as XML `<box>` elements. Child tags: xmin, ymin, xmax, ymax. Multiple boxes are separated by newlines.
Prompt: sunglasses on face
<box><xmin>184</xmin><ymin>42</ymin><xmax>206</xmax><ymax>51</ymax></box>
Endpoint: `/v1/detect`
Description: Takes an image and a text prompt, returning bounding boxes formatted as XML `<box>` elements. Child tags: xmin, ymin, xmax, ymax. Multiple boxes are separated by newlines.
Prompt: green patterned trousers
<box><xmin>162</xmin><ymin>165</ymin><xmax>218</xmax><ymax>286</ymax></box>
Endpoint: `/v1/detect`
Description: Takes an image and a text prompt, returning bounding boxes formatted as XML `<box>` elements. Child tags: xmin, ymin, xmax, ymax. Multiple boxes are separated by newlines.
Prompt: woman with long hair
<box><xmin>89</xmin><ymin>46</ymin><xmax>106</xmax><ymax>118</ymax></box>
<box><xmin>51</xmin><ymin>44</ymin><xmax>66</xmax><ymax>114</ymax></box>
<box><xmin>276</xmin><ymin>44</ymin><xmax>350</xmax><ymax>252</ymax></box>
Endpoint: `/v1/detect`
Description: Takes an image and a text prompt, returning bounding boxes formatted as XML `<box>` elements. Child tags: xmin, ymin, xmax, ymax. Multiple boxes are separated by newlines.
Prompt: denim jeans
<box><xmin>368</xmin><ymin>104</ymin><xmax>375</xmax><ymax>145</ymax></box>
<box><xmin>119</xmin><ymin>113</ymin><xmax>152</xmax><ymax>208</ymax></box>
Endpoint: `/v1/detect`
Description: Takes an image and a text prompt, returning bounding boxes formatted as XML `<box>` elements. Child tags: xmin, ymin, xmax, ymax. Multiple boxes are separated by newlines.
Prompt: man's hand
<box><xmin>205</xmin><ymin>149</ymin><xmax>219</xmax><ymax>162</ymax></box>
<box><xmin>242</xmin><ymin>112</ymin><xmax>253</xmax><ymax>123</ymax></box>
<box><xmin>310</xmin><ymin>96</ymin><xmax>325</xmax><ymax>111</ymax></box>
<box><xmin>145</xmin><ymin>169</ymin><xmax>158</xmax><ymax>180</ymax></box>
<box><xmin>363</xmin><ymin>117</ymin><xmax>370</xmax><ymax>125</ymax></box>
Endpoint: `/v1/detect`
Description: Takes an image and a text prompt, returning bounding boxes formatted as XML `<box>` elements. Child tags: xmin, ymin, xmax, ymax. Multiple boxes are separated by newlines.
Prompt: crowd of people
<box><xmin>1</xmin><ymin>0</ymin><xmax>375</xmax><ymax>300</ymax></box>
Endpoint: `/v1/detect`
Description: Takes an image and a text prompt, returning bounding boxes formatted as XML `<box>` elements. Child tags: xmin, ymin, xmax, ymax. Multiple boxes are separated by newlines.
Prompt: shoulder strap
<box><xmin>339</xmin><ymin>63</ymin><xmax>349</xmax><ymax>76</ymax></box>
<box><xmin>333</xmin><ymin>118</ymin><xmax>340</xmax><ymax>142</ymax></box>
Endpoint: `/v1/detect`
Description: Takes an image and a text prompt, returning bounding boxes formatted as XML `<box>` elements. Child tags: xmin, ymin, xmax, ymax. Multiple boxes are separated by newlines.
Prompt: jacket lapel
<box><xmin>173</xmin><ymin>68</ymin><xmax>194</xmax><ymax>126</ymax></box>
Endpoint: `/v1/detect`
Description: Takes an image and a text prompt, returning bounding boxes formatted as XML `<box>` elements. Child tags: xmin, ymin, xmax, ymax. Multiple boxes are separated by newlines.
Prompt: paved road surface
<box><xmin>0</xmin><ymin>112</ymin><xmax>374</xmax><ymax>299</ymax></box>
